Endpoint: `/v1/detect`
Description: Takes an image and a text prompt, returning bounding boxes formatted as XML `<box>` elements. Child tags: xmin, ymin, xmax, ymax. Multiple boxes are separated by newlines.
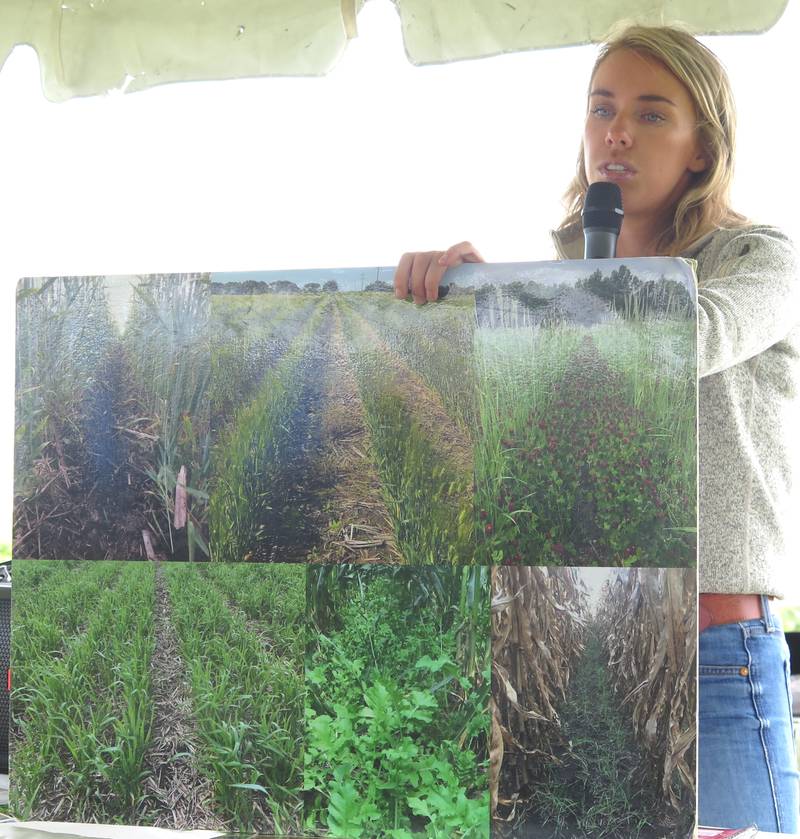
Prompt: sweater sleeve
<box><xmin>697</xmin><ymin>226</ymin><xmax>800</xmax><ymax>378</ymax></box>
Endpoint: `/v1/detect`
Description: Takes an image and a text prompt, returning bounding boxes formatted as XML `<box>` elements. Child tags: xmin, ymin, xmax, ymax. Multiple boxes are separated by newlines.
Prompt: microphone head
<box><xmin>582</xmin><ymin>182</ymin><xmax>624</xmax><ymax>234</ymax></box>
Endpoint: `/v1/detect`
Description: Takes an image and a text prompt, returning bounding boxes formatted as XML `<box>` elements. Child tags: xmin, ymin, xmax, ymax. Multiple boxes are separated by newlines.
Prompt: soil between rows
<box><xmin>314</xmin><ymin>312</ymin><xmax>398</xmax><ymax>561</ymax></box>
<box><xmin>142</xmin><ymin>562</ymin><xmax>221</xmax><ymax>830</ymax></box>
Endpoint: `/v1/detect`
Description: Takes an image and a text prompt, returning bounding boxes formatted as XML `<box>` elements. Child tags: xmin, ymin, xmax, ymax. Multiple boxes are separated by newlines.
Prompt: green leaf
<box><xmin>187</xmin><ymin>519</ymin><xmax>210</xmax><ymax>557</ymax></box>
<box><xmin>230</xmin><ymin>782</ymin><xmax>268</xmax><ymax>793</ymax></box>
<box><xmin>309</xmin><ymin>714</ymin><xmax>336</xmax><ymax>752</ymax></box>
<box><xmin>407</xmin><ymin>796</ymin><xmax>430</xmax><ymax>818</ymax></box>
<box><xmin>363</xmin><ymin>682</ymin><xmax>392</xmax><ymax>722</ymax></box>
<box><xmin>414</xmin><ymin>654</ymin><xmax>451</xmax><ymax>673</ymax></box>
<box><xmin>408</xmin><ymin>689</ymin><xmax>438</xmax><ymax>709</ymax></box>
<box><xmin>328</xmin><ymin>781</ymin><xmax>367</xmax><ymax>837</ymax></box>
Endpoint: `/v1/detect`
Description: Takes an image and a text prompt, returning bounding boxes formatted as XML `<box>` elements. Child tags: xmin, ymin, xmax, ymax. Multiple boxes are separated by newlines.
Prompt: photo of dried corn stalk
<box><xmin>491</xmin><ymin>566</ymin><xmax>695</xmax><ymax>839</ymax></box>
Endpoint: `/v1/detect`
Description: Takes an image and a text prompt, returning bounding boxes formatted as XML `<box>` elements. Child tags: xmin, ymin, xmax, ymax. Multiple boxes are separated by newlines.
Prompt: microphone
<box><xmin>582</xmin><ymin>182</ymin><xmax>624</xmax><ymax>258</ymax></box>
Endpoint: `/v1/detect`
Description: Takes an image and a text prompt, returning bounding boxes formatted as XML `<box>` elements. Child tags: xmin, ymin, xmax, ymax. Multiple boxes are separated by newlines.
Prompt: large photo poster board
<box><xmin>5</xmin><ymin>258</ymin><xmax>699</xmax><ymax>836</ymax></box>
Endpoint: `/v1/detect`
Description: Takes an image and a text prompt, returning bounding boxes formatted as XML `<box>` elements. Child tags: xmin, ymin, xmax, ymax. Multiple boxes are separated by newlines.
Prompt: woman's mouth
<box><xmin>600</xmin><ymin>162</ymin><xmax>637</xmax><ymax>180</ymax></box>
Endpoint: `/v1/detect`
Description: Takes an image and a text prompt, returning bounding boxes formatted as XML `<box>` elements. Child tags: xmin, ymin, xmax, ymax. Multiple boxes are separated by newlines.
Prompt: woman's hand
<box><xmin>393</xmin><ymin>241</ymin><xmax>485</xmax><ymax>303</ymax></box>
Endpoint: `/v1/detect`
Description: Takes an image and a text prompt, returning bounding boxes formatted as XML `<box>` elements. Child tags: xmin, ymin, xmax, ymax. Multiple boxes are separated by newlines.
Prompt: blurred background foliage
<box><xmin>779</xmin><ymin>604</ymin><xmax>800</xmax><ymax>633</ymax></box>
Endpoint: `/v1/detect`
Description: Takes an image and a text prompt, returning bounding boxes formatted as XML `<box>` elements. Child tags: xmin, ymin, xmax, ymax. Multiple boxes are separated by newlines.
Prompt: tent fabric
<box><xmin>0</xmin><ymin>0</ymin><xmax>789</xmax><ymax>101</ymax></box>
<box><xmin>396</xmin><ymin>0</ymin><xmax>790</xmax><ymax>63</ymax></box>
<box><xmin>0</xmin><ymin>0</ymin><xmax>363</xmax><ymax>101</ymax></box>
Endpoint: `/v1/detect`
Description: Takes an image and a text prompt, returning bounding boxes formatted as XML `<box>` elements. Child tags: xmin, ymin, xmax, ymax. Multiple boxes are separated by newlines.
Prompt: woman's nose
<box><xmin>605</xmin><ymin>117</ymin><xmax>632</xmax><ymax>148</ymax></box>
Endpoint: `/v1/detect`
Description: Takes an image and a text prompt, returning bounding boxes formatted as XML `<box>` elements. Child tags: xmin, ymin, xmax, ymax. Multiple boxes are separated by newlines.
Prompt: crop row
<box><xmin>11</xmin><ymin>561</ymin><xmax>305</xmax><ymax>831</ymax></box>
<box><xmin>590</xmin><ymin>319</ymin><xmax>696</xmax><ymax>492</ymax></box>
<box><xmin>12</xmin><ymin>562</ymin><xmax>124</xmax><ymax>682</ymax></box>
<box><xmin>340</xmin><ymin>305</ymin><xmax>474</xmax><ymax>563</ymax></box>
<box><xmin>475</xmin><ymin>327</ymin><xmax>695</xmax><ymax>565</ymax></box>
<box><xmin>208</xmin><ymin>299</ymin><xmax>331</xmax><ymax>562</ymax></box>
<box><xmin>13</xmin><ymin>562</ymin><xmax>156</xmax><ymax>821</ymax></box>
<box><xmin>162</xmin><ymin>564</ymin><xmax>304</xmax><ymax>832</ymax></box>
<box><xmin>211</xmin><ymin>293</ymin><xmax>322</xmax><ymax>344</ymax></box>
<box><xmin>210</xmin><ymin>295</ymin><xmax>325</xmax><ymax>428</ymax></box>
<box><xmin>339</xmin><ymin>294</ymin><xmax>477</xmax><ymax>433</ymax></box>
<box><xmin>201</xmin><ymin>563</ymin><xmax>306</xmax><ymax>661</ymax></box>
<box><xmin>6</xmin><ymin>558</ymin><xmax>59</xmax><ymax>593</ymax></box>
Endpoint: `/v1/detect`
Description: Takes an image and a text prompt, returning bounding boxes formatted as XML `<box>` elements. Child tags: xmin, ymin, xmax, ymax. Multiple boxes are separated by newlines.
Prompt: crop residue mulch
<box><xmin>315</xmin><ymin>318</ymin><xmax>399</xmax><ymax>562</ymax></box>
<box><xmin>142</xmin><ymin>562</ymin><xmax>224</xmax><ymax>830</ymax></box>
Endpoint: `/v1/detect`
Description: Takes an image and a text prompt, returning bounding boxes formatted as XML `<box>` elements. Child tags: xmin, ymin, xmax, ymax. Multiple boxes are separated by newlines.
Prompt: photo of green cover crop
<box><xmin>473</xmin><ymin>259</ymin><xmax>696</xmax><ymax>566</ymax></box>
<box><xmin>10</xmin><ymin>560</ymin><xmax>304</xmax><ymax>833</ymax></box>
<box><xmin>208</xmin><ymin>271</ymin><xmax>476</xmax><ymax>563</ymax></box>
<box><xmin>491</xmin><ymin>567</ymin><xmax>696</xmax><ymax>839</ymax></box>
<box><xmin>14</xmin><ymin>275</ymin><xmax>211</xmax><ymax>561</ymax></box>
<box><xmin>304</xmin><ymin>564</ymin><xmax>490</xmax><ymax>838</ymax></box>
<box><xmin>208</xmin><ymin>259</ymin><xmax>695</xmax><ymax>566</ymax></box>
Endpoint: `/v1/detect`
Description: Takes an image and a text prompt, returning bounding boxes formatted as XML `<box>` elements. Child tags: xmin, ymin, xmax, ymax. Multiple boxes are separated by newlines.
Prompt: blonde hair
<box><xmin>557</xmin><ymin>24</ymin><xmax>749</xmax><ymax>256</ymax></box>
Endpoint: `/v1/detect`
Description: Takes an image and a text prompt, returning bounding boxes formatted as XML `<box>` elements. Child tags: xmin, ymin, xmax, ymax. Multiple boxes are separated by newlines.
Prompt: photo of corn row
<box><xmin>491</xmin><ymin>566</ymin><xmax>696</xmax><ymax>839</ymax></box>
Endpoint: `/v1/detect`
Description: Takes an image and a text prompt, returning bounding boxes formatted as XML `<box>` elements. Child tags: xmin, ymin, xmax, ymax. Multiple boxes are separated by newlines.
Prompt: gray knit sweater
<box><xmin>552</xmin><ymin>224</ymin><xmax>800</xmax><ymax>597</ymax></box>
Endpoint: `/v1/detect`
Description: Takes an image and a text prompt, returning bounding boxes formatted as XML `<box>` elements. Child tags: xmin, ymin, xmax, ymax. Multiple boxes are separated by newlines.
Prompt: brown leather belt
<box><xmin>699</xmin><ymin>593</ymin><xmax>766</xmax><ymax>632</ymax></box>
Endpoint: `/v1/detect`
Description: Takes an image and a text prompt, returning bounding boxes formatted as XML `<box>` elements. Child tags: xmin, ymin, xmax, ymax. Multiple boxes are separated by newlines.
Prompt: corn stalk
<box><xmin>596</xmin><ymin>568</ymin><xmax>696</xmax><ymax>813</ymax></box>
<box><xmin>490</xmin><ymin>566</ymin><xmax>587</xmax><ymax>818</ymax></box>
<box><xmin>124</xmin><ymin>274</ymin><xmax>211</xmax><ymax>558</ymax></box>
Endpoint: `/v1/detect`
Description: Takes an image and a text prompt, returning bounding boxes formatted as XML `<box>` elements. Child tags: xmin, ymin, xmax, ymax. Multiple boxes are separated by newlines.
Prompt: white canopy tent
<box><xmin>0</xmin><ymin>0</ymin><xmax>790</xmax><ymax>100</ymax></box>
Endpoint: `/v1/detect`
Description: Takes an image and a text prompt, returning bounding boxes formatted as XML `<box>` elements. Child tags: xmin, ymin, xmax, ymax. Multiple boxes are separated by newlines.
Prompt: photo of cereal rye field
<box><xmin>474</xmin><ymin>260</ymin><xmax>697</xmax><ymax>567</ymax></box>
<box><xmin>10</xmin><ymin>560</ymin><xmax>304</xmax><ymax>833</ymax></box>
<box><xmin>491</xmin><ymin>567</ymin><xmax>696</xmax><ymax>839</ymax></box>
<box><xmin>14</xmin><ymin>275</ymin><xmax>211</xmax><ymax>561</ymax></box>
<box><xmin>208</xmin><ymin>277</ymin><xmax>476</xmax><ymax>563</ymax></box>
<box><xmin>305</xmin><ymin>564</ymin><xmax>490</xmax><ymax>838</ymax></box>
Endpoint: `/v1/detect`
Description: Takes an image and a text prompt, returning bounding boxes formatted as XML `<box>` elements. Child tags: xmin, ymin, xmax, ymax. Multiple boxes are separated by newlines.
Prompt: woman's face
<box><xmin>583</xmin><ymin>48</ymin><xmax>708</xmax><ymax>226</ymax></box>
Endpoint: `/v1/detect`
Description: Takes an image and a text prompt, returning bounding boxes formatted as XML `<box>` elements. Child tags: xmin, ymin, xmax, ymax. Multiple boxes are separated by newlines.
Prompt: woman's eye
<box><xmin>590</xmin><ymin>105</ymin><xmax>612</xmax><ymax>118</ymax></box>
<box><xmin>641</xmin><ymin>112</ymin><xmax>665</xmax><ymax>124</ymax></box>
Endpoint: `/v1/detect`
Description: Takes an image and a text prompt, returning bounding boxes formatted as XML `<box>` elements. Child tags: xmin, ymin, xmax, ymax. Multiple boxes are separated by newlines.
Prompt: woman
<box><xmin>394</xmin><ymin>25</ymin><xmax>800</xmax><ymax>832</ymax></box>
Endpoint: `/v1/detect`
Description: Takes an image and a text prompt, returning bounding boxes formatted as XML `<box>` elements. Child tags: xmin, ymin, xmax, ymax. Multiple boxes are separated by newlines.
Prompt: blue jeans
<box><xmin>699</xmin><ymin>595</ymin><xmax>799</xmax><ymax>832</ymax></box>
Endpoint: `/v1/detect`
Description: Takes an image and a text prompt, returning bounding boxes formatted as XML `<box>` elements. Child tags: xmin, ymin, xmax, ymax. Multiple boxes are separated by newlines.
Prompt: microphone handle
<box><xmin>583</xmin><ymin>229</ymin><xmax>619</xmax><ymax>259</ymax></box>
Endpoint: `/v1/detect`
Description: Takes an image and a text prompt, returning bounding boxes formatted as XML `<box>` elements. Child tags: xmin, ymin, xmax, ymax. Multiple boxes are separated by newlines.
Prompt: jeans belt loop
<box><xmin>761</xmin><ymin>593</ymin><xmax>777</xmax><ymax>633</ymax></box>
